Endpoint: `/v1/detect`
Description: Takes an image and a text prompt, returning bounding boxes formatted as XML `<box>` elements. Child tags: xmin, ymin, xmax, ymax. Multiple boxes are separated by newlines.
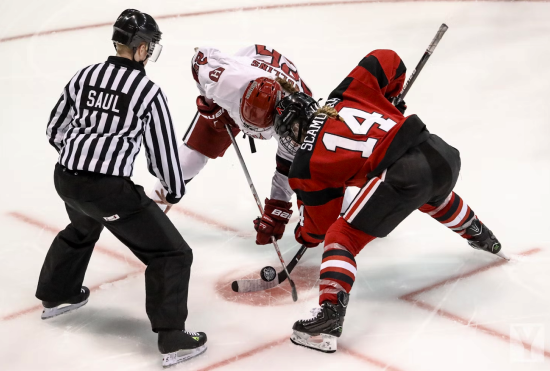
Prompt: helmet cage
<box><xmin>278</xmin><ymin>134</ymin><xmax>302</xmax><ymax>155</ymax></box>
<box><xmin>273</xmin><ymin>93</ymin><xmax>319</xmax><ymax>153</ymax></box>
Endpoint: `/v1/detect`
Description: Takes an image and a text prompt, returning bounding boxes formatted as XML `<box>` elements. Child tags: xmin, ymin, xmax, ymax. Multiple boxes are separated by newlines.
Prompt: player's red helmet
<box><xmin>240</xmin><ymin>77</ymin><xmax>283</xmax><ymax>132</ymax></box>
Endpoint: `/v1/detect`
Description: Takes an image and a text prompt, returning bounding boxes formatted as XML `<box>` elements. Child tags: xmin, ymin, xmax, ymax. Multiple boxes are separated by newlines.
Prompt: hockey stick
<box><xmin>393</xmin><ymin>23</ymin><xmax>448</xmax><ymax>106</ymax></box>
<box><xmin>225</xmin><ymin>124</ymin><xmax>299</xmax><ymax>301</ymax></box>
<box><xmin>232</xmin><ymin>244</ymin><xmax>308</xmax><ymax>293</ymax></box>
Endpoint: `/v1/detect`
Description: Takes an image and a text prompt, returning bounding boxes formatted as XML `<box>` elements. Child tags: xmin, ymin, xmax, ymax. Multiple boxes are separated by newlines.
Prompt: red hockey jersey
<box><xmin>288</xmin><ymin>50</ymin><xmax>429</xmax><ymax>244</ymax></box>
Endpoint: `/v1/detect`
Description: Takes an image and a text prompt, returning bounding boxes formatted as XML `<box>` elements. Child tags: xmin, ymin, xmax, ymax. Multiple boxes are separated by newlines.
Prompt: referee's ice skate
<box><xmin>41</xmin><ymin>287</ymin><xmax>90</xmax><ymax>319</ymax></box>
<box><xmin>159</xmin><ymin>330</ymin><xmax>207</xmax><ymax>367</ymax></box>
<box><xmin>290</xmin><ymin>291</ymin><xmax>349</xmax><ymax>353</ymax></box>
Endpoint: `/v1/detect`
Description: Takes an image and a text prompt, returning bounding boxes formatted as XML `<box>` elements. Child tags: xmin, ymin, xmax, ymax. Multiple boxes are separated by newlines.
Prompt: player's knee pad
<box><xmin>179</xmin><ymin>144</ymin><xmax>209</xmax><ymax>180</ymax></box>
<box><xmin>325</xmin><ymin>217</ymin><xmax>376</xmax><ymax>256</ymax></box>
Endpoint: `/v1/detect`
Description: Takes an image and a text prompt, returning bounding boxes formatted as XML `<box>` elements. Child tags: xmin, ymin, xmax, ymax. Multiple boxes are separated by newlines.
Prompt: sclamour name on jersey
<box><xmin>301</xmin><ymin>114</ymin><xmax>327</xmax><ymax>151</ymax></box>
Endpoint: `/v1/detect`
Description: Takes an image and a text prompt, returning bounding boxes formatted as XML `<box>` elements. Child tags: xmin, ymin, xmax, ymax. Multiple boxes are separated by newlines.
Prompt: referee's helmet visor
<box><xmin>147</xmin><ymin>42</ymin><xmax>163</xmax><ymax>63</ymax></box>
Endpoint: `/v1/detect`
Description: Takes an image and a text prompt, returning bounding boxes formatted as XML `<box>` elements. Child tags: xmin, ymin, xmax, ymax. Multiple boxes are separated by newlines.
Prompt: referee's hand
<box><xmin>155</xmin><ymin>189</ymin><xmax>174</xmax><ymax>214</ymax></box>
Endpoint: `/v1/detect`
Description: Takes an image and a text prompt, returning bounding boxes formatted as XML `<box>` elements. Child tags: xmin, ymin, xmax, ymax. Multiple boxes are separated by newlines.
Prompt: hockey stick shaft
<box><xmin>225</xmin><ymin>124</ymin><xmax>298</xmax><ymax>301</ymax></box>
<box><xmin>232</xmin><ymin>244</ymin><xmax>307</xmax><ymax>293</ymax></box>
<box><xmin>276</xmin><ymin>244</ymin><xmax>307</xmax><ymax>283</ymax></box>
<box><xmin>394</xmin><ymin>23</ymin><xmax>448</xmax><ymax>105</ymax></box>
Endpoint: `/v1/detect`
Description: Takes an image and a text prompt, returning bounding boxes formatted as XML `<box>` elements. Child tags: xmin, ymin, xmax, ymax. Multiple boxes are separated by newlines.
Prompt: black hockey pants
<box><xmin>36</xmin><ymin>163</ymin><xmax>192</xmax><ymax>332</ymax></box>
<box><xmin>347</xmin><ymin>134</ymin><xmax>461</xmax><ymax>237</ymax></box>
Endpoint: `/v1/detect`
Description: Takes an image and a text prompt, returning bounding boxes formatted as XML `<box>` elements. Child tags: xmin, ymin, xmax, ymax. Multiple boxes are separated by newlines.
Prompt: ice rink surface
<box><xmin>1</xmin><ymin>0</ymin><xmax>550</xmax><ymax>370</ymax></box>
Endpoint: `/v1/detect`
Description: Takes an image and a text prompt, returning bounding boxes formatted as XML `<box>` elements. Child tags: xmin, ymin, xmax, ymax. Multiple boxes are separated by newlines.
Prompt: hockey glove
<box><xmin>294</xmin><ymin>224</ymin><xmax>320</xmax><ymax>248</ymax></box>
<box><xmin>395</xmin><ymin>99</ymin><xmax>407</xmax><ymax>115</ymax></box>
<box><xmin>196</xmin><ymin>95</ymin><xmax>236</xmax><ymax>130</ymax></box>
<box><xmin>253</xmin><ymin>198</ymin><xmax>293</xmax><ymax>245</ymax></box>
<box><xmin>387</xmin><ymin>96</ymin><xmax>407</xmax><ymax>115</ymax></box>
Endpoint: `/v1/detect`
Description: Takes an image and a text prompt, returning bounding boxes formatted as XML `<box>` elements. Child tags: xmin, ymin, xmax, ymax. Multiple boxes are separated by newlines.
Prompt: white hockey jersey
<box><xmin>191</xmin><ymin>45</ymin><xmax>313</xmax><ymax>201</ymax></box>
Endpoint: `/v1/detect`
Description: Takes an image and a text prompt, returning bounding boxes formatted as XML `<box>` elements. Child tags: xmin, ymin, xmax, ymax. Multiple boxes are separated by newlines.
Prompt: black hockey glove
<box><xmin>388</xmin><ymin>96</ymin><xmax>407</xmax><ymax>115</ymax></box>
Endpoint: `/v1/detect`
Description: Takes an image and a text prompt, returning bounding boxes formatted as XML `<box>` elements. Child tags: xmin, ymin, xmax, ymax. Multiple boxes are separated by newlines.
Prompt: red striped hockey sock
<box><xmin>419</xmin><ymin>192</ymin><xmax>477</xmax><ymax>238</ymax></box>
<box><xmin>319</xmin><ymin>243</ymin><xmax>357</xmax><ymax>305</ymax></box>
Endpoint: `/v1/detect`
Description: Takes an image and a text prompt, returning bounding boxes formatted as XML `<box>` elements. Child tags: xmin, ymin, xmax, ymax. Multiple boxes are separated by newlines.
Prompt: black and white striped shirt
<box><xmin>46</xmin><ymin>56</ymin><xmax>184</xmax><ymax>203</ymax></box>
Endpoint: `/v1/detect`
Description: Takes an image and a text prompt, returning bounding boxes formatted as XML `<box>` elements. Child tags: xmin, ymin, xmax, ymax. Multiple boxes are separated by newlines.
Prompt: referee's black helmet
<box><xmin>112</xmin><ymin>9</ymin><xmax>163</xmax><ymax>62</ymax></box>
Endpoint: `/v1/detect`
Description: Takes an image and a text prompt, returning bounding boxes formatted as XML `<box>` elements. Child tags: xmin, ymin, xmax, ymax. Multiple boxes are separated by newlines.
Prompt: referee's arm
<box><xmin>46</xmin><ymin>81</ymin><xmax>75</xmax><ymax>153</ymax></box>
<box><xmin>144</xmin><ymin>90</ymin><xmax>185</xmax><ymax>204</ymax></box>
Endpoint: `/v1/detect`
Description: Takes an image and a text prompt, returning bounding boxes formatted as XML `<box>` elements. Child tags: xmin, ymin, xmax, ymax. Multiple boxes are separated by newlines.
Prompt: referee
<box><xmin>36</xmin><ymin>9</ymin><xmax>207</xmax><ymax>366</ymax></box>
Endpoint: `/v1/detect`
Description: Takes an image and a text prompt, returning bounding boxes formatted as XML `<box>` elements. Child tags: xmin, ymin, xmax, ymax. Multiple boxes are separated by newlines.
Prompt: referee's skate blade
<box><xmin>41</xmin><ymin>299</ymin><xmax>88</xmax><ymax>320</ymax></box>
<box><xmin>290</xmin><ymin>331</ymin><xmax>337</xmax><ymax>353</ymax></box>
<box><xmin>162</xmin><ymin>345</ymin><xmax>207</xmax><ymax>367</ymax></box>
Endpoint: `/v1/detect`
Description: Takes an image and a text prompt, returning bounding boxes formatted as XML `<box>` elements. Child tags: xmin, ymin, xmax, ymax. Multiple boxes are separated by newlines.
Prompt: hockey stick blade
<box><xmin>289</xmin><ymin>278</ymin><xmax>298</xmax><ymax>301</ymax></box>
<box><xmin>232</xmin><ymin>245</ymin><xmax>308</xmax><ymax>293</ymax></box>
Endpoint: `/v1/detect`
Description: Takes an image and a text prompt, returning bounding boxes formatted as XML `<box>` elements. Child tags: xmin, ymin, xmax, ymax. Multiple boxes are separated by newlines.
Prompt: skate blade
<box><xmin>496</xmin><ymin>251</ymin><xmax>510</xmax><ymax>261</ymax></box>
<box><xmin>41</xmin><ymin>299</ymin><xmax>88</xmax><ymax>320</ymax></box>
<box><xmin>162</xmin><ymin>345</ymin><xmax>207</xmax><ymax>367</ymax></box>
<box><xmin>290</xmin><ymin>331</ymin><xmax>337</xmax><ymax>353</ymax></box>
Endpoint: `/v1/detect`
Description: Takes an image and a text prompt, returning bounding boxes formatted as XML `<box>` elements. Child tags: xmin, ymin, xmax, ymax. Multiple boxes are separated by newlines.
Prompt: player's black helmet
<box><xmin>112</xmin><ymin>9</ymin><xmax>163</xmax><ymax>62</ymax></box>
<box><xmin>273</xmin><ymin>92</ymin><xmax>320</xmax><ymax>154</ymax></box>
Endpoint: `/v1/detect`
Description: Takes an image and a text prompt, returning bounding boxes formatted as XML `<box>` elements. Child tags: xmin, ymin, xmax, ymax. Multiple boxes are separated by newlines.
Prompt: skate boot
<box><xmin>158</xmin><ymin>330</ymin><xmax>207</xmax><ymax>367</ymax></box>
<box><xmin>41</xmin><ymin>286</ymin><xmax>90</xmax><ymax>320</ymax></box>
<box><xmin>466</xmin><ymin>217</ymin><xmax>508</xmax><ymax>260</ymax></box>
<box><xmin>290</xmin><ymin>291</ymin><xmax>349</xmax><ymax>353</ymax></box>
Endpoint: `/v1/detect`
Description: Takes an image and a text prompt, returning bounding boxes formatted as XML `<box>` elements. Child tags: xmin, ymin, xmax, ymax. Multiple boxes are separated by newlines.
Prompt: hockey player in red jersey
<box><xmin>150</xmin><ymin>45</ymin><xmax>314</xmax><ymax>243</ymax></box>
<box><xmin>272</xmin><ymin>49</ymin><xmax>504</xmax><ymax>353</ymax></box>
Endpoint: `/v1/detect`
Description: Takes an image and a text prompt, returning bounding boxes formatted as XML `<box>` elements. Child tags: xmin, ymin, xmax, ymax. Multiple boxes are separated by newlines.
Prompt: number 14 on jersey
<box><xmin>322</xmin><ymin>107</ymin><xmax>397</xmax><ymax>158</ymax></box>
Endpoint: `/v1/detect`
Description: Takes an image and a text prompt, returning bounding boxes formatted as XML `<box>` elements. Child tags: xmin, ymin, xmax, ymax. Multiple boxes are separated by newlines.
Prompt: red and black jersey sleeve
<box><xmin>329</xmin><ymin>49</ymin><xmax>406</xmax><ymax>102</ymax></box>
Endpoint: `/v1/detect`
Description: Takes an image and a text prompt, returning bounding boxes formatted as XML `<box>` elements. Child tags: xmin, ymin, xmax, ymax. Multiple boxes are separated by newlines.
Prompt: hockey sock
<box><xmin>319</xmin><ymin>243</ymin><xmax>357</xmax><ymax>306</ymax></box>
<box><xmin>419</xmin><ymin>192</ymin><xmax>477</xmax><ymax>238</ymax></box>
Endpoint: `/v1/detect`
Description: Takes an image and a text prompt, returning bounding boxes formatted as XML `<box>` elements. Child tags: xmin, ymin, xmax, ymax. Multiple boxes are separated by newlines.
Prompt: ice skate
<box><xmin>159</xmin><ymin>330</ymin><xmax>207</xmax><ymax>367</ymax></box>
<box><xmin>41</xmin><ymin>286</ymin><xmax>90</xmax><ymax>320</ymax></box>
<box><xmin>466</xmin><ymin>218</ymin><xmax>508</xmax><ymax>260</ymax></box>
<box><xmin>290</xmin><ymin>291</ymin><xmax>349</xmax><ymax>353</ymax></box>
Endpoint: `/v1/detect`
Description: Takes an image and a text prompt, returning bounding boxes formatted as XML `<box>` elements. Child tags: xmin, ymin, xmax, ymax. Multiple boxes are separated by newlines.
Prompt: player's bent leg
<box><xmin>290</xmin><ymin>291</ymin><xmax>349</xmax><ymax>353</ymax></box>
<box><xmin>291</xmin><ymin>218</ymin><xmax>375</xmax><ymax>352</ymax></box>
<box><xmin>340</xmin><ymin>186</ymin><xmax>360</xmax><ymax>214</ymax></box>
<box><xmin>419</xmin><ymin>192</ymin><xmax>504</xmax><ymax>258</ymax></box>
<box><xmin>178</xmin><ymin>144</ymin><xmax>209</xmax><ymax>181</ymax></box>
<box><xmin>150</xmin><ymin>144</ymin><xmax>209</xmax><ymax>209</ymax></box>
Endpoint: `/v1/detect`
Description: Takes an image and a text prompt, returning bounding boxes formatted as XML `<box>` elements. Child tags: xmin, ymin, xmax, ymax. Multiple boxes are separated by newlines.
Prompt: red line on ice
<box><xmin>171</xmin><ymin>207</ymin><xmax>253</xmax><ymax>238</ymax></box>
<box><xmin>193</xmin><ymin>337</ymin><xmax>288</xmax><ymax>371</ymax></box>
<box><xmin>1</xmin><ymin>270</ymin><xmax>142</xmax><ymax>321</ymax></box>
<box><xmin>7</xmin><ymin>211</ymin><xmax>143</xmax><ymax>269</ymax></box>
<box><xmin>340</xmin><ymin>345</ymin><xmax>407</xmax><ymax>371</ymax></box>
<box><xmin>1</xmin><ymin>0</ymin><xmax>548</xmax><ymax>44</ymax></box>
<box><xmin>399</xmin><ymin>248</ymin><xmax>550</xmax><ymax>359</ymax></box>
<box><xmin>191</xmin><ymin>336</ymin><xmax>409</xmax><ymax>371</ymax></box>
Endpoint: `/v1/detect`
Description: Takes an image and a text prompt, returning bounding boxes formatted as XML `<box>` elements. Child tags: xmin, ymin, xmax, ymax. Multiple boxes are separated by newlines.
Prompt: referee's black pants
<box><xmin>36</xmin><ymin>163</ymin><xmax>192</xmax><ymax>332</ymax></box>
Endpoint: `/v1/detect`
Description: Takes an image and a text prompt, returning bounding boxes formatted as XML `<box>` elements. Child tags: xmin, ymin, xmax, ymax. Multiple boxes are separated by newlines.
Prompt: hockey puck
<box><xmin>260</xmin><ymin>266</ymin><xmax>277</xmax><ymax>282</ymax></box>
<box><xmin>231</xmin><ymin>281</ymin><xmax>239</xmax><ymax>292</ymax></box>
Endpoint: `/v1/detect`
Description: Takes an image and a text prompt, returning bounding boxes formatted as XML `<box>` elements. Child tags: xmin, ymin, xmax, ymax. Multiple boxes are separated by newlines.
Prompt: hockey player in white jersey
<box><xmin>151</xmin><ymin>44</ymin><xmax>314</xmax><ymax>244</ymax></box>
